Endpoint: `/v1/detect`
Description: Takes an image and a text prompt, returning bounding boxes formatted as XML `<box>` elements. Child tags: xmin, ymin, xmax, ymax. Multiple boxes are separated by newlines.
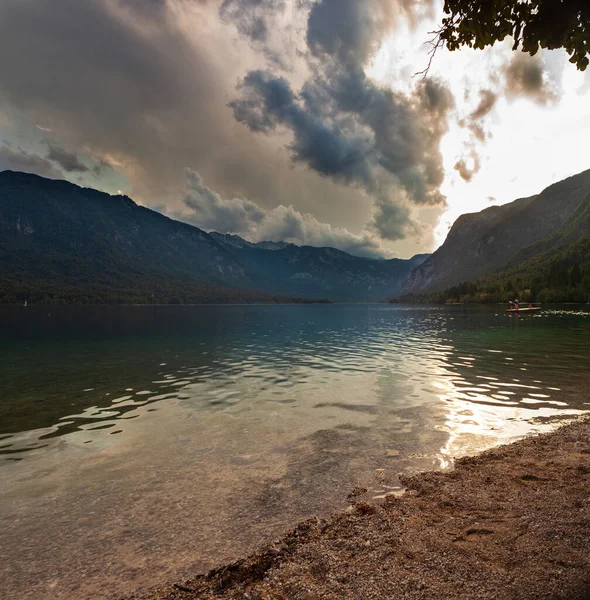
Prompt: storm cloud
<box><xmin>306</xmin><ymin>0</ymin><xmax>433</xmax><ymax>68</ymax></box>
<box><xmin>0</xmin><ymin>0</ymin><xmax>221</xmax><ymax>198</ymax></box>
<box><xmin>1</xmin><ymin>0</ymin><xmax>394</xmax><ymax>248</ymax></box>
<box><xmin>184</xmin><ymin>169</ymin><xmax>266</xmax><ymax>235</ymax></box>
<box><xmin>4</xmin><ymin>0</ymin><xmax>544</xmax><ymax>259</ymax></box>
<box><xmin>303</xmin><ymin>0</ymin><xmax>448</xmax><ymax>210</ymax></box>
<box><xmin>228</xmin><ymin>0</ymin><xmax>452</xmax><ymax>246</ymax></box>
<box><xmin>231</xmin><ymin>70</ymin><xmax>375</xmax><ymax>187</ymax></box>
<box><xmin>230</xmin><ymin>68</ymin><xmax>451</xmax><ymax>238</ymax></box>
<box><xmin>181</xmin><ymin>169</ymin><xmax>391</xmax><ymax>258</ymax></box>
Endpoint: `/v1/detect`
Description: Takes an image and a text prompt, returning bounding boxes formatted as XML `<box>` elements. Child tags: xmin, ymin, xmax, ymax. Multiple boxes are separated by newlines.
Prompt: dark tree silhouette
<box><xmin>423</xmin><ymin>0</ymin><xmax>590</xmax><ymax>73</ymax></box>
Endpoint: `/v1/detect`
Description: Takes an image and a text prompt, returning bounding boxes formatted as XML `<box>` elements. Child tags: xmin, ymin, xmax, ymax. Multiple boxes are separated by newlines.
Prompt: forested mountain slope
<box><xmin>402</xmin><ymin>169</ymin><xmax>590</xmax><ymax>295</ymax></box>
<box><xmin>0</xmin><ymin>171</ymin><xmax>426</xmax><ymax>303</ymax></box>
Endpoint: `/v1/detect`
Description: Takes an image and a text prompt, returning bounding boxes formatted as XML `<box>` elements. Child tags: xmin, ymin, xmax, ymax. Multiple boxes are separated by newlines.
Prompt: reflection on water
<box><xmin>0</xmin><ymin>304</ymin><xmax>589</xmax><ymax>599</ymax></box>
<box><xmin>1</xmin><ymin>304</ymin><xmax>588</xmax><ymax>461</ymax></box>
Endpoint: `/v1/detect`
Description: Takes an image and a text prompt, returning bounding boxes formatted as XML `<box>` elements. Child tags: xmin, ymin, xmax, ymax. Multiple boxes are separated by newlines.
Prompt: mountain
<box><xmin>0</xmin><ymin>170</ymin><xmax>276</xmax><ymax>304</ymax></box>
<box><xmin>210</xmin><ymin>231</ymin><xmax>429</xmax><ymax>301</ymax></box>
<box><xmin>402</xmin><ymin>169</ymin><xmax>590</xmax><ymax>295</ymax></box>
<box><xmin>208</xmin><ymin>232</ymin><xmax>290</xmax><ymax>252</ymax></box>
<box><xmin>0</xmin><ymin>171</ymin><xmax>427</xmax><ymax>303</ymax></box>
<box><xmin>447</xmin><ymin>193</ymin><xmax>590</xmax><ymax>304</ymax></box>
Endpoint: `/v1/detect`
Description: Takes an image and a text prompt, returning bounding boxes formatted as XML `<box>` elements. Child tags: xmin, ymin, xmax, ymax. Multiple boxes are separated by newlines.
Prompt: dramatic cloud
<box><xmin>228</xmin><ymin>0</ymin><xmax>450</xmax><ymax>246</ymax></box>
<box><xmin>184</xmin><ymin>169</ymin><xmax>266</xmax><ymax>235</ymax></box>
<box><xmin>0</xmin><ymin>0</ymin><xmax>451</xmax><ymax>257</ymax></box>
<box><xmin>0</xmin><ymin>0</ymin><xmax>277</xmax><ymax>205</ymax></box>
<box><xmin>0</xmin><ymin>144</ymin><xmax>62</xmax><ymax>179</ymax></box>
<box><xmin>47</xmin><ymin>145</ymin><xmax>89</xmax><ymax>173</ymax></box>
<box><xmin>181</xmin><ymin>169</ymin><xmax>392</xmax><ymax>258</ymax></box>
<box><xmin>368</xmin><ymin>194</ymin><xmax>414</xmax><ymax>241</ymax></box>
<box><xmin>306</xmin><ymin>0</ymin><xmax>433</xmax><ymax>68</ymax></box>
<box><xmin>3</xmin><ymin>0</ymin><xmax>580</xmax><ymax>261</ymax></box>
<box><xmin>0</xmin><ymin>0</ymin><xmax>389</xmax><ymax>249</ymax></box>
<box><xmin>0</xmin><ymin>1</ymin><xmax>203</xmax><ymax>184</ymax></box>
<box><xmin>303</xmin><ymin>0</ymin><xmax>448</xmax><ymax>208</ymax></box>
<box><xmin>232</xmin><ymin>69</ymin><xmax>453</xmax><ymax>196</ymax></box>
<box><xmin>231</xmin><ymin>70</ymin><xmax>452</xmax><ymax>242</ymax></box>
<box><xmin>504</xmin><ymin>53</ymin><xmax>557</xmax><ymax>105</ymax></box>
<box><xmin>231</xmin><ymin>70</ymin><xmax>375</xmax><ymax>186</ymax></box>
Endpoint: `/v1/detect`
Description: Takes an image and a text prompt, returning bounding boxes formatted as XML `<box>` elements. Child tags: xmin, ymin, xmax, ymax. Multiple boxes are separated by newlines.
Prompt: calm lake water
<box><xmin>1</xmin><ymin>304</ymin><xmax>589</xmax><ymax>599</ymax></box>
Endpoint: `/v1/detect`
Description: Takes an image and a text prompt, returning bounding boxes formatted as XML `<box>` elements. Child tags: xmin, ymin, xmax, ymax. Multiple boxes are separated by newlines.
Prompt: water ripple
<box><xmin>1</xmin><ymin>304</ymin><xmax>589</xmax><ymax>459</ymax></box>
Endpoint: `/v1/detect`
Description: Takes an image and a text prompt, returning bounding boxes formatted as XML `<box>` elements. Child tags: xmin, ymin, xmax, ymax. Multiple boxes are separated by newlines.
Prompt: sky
<box><xmin>0</xmin><ymin>0</ymin><xmax>589</xmax><ymax>259</ymax></box>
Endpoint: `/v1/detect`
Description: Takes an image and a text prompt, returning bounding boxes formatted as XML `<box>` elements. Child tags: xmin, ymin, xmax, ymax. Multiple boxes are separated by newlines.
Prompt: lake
<box><xmin>1</xmin><ymin>304</ymin><xmax>589</xmax><ymax>599</ymax></box>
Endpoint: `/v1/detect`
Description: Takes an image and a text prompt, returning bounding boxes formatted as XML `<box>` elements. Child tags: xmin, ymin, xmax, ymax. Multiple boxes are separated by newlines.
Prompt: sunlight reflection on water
<box><xmin>0</xmin><ymin>305</ymin><xmax>589</xmax><ymax>599</ymax></box>
<box><xmin>1</xmin><ymin>304</ymin><xmax>589</xmax><ymax>462</ymax></box>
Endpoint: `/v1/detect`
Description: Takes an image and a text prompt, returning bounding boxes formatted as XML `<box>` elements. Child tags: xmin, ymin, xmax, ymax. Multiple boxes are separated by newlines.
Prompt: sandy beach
<box><xmin>128</xmin><ymin>417</ymin><xmax>590</xmax><ymax>600</ymax></box>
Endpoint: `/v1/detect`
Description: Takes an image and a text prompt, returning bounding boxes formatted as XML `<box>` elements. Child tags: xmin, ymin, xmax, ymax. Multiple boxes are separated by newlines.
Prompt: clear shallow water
<box><xmin>1</xmin><ymin>304</ymin><xmax>589</xmax><ymax>599</ymax></box>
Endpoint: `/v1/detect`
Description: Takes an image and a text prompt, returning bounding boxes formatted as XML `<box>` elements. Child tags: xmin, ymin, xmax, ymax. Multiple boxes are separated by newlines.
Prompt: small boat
<box><xmin>506</xmin><ymin>307</ymin><xmax>541</xmax><ymax>313</ymax></box>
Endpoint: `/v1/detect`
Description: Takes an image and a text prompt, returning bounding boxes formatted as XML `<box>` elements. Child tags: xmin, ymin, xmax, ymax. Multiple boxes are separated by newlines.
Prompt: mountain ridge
<box><xmin>0</xmin><ymin>170</ymin><xmax>426</xmax><ymax>303</ymax></box>
<box><xmin>402</xmin><ymin>169</ymin><xmax>590</xmax><ymax>295</ymax></box>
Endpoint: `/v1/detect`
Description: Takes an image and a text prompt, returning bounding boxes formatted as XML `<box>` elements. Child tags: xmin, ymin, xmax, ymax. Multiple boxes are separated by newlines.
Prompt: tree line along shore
<box><xmin>395</xmin><ymin>239</ymin><xmax>590</xmax><ymax>305</ymax></box>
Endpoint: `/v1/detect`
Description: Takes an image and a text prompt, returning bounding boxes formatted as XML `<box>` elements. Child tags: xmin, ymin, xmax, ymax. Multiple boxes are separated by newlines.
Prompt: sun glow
<box><xmin>369</xmin><ymin>21</ymin><xmax>590</xmax><ymax>252</ymax></box>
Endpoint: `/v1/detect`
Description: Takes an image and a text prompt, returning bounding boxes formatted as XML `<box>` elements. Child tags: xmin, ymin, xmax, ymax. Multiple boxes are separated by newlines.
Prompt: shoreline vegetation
<box><xmin>394</xmin><ymin>238</ymin><xmax>590</xmax><ymax>305</ymax></box>
<box><xmin>0</xmin><ymin>280</ymin><xmax>331</xmax><ymax>305</ymax></box>
<box><xmin>128</xmin><ymin>417</ymin><xmax>590</xmax><ymax>600</ymax></box>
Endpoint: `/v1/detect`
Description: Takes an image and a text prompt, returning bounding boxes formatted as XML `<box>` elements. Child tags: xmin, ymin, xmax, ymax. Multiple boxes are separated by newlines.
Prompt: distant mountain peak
<box><xmin>208</xmin><ymin>232</ymin><xmax>292</xmax><ymax>251</ymax></box>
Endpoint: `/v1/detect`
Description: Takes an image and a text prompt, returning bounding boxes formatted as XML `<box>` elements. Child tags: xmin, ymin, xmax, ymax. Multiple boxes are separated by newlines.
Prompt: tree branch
<box><xmin>414</xmin><ymin>28</ymin><xmax>445</xmax><ymax>78</ymax></box>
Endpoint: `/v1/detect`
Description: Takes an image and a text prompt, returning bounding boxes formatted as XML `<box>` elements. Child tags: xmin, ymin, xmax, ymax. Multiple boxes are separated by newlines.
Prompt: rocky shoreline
<box><xmin>127</xmin><ymin>417</ymin><xmax>590</xmax><ymax>600</ymax></box>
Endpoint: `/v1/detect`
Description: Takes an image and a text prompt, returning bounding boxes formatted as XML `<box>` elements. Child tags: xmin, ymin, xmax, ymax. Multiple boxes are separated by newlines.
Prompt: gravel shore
<box><xmin>128</xmin><ymin>417</ymin><xmax>590</xmax><ymax>600</ymax></box>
